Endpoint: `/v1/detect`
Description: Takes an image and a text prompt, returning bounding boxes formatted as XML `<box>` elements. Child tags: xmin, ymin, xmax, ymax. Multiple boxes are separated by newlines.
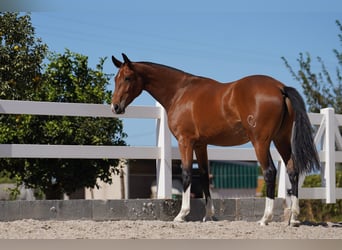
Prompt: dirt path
<box><xmin>0</xmin><ymin>219</ymin><xmax>341</xmax><ymax>239</ymax></box>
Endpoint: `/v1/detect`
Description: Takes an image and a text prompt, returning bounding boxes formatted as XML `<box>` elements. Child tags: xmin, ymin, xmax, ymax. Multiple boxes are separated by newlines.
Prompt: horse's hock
<box><xmin>0</xmin><ymin>198</ymin><xmax>285</xmax><ymax>222</ymax></box>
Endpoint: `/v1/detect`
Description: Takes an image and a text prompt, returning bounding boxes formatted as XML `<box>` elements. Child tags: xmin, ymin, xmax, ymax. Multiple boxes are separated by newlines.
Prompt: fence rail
<box><xmin>0</xmin><ymin>100</ymin><xmax>341</xmax><ymax>202</ymax></box>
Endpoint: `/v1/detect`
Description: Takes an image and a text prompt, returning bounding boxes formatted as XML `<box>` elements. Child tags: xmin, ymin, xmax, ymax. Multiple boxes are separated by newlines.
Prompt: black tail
<box><xmin>283</xmin><ymin>86</ymin><xmax>320</xmax><ymax>174</ymax></box>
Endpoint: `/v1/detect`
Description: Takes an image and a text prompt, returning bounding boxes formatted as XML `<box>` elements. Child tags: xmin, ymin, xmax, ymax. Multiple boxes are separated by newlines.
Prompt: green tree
<box><xmin>0</xmin><ymin>12</ymin><xmax>48</xmax><ymax>195</ymax></box>
<box><xmin>3</xmin><ymin>50</ymin><xmax>127</xmax><ymax>199</ymax></box>
<box><xmin>0</xmin><ymin>12</ymin><xmax>47</xmax><ymax>100</ymax></box>
<box><xmin>0</xmin><ymin>13</ymin><xmax>127</xmax><ymax>199</ymax></box>
<box><xmin>0</xmin><ymin>12</ymin><xmax>48</xmax><ymax>147</ymax></box>
<box><xmin>282</xmin><ymin>20</ymin><xmax>342</xmax><ymax>113</ymax></box>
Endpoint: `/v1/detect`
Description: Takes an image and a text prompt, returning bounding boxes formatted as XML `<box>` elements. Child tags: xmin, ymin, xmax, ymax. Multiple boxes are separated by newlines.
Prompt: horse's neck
<box><xmin>139</xmin><ymin>64</ymin><xmax>187</xmax><ymax>111</ymax></box>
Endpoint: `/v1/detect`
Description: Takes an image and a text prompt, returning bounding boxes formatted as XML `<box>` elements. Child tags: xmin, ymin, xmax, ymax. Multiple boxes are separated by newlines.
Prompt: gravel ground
<box><xmin>0</xmin><ymin>219</ymin><xmax>341</xmax><ymax>239</ymax></box>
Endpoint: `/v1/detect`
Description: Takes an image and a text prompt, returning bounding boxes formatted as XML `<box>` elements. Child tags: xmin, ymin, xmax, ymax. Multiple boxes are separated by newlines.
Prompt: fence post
<box><xmin>277</xmin><ymin>161</ymin><xmax>290</xmax><ymax>199</ymax></box>
<box><xmin>321</xmin><ymin>108</ymin><xmax>336</xmax><ymax>203</ymax></box>
<box><xmin>156</xmin><ymin>102</ymin><xmax>172</xmax><ymax>199</ymax></box>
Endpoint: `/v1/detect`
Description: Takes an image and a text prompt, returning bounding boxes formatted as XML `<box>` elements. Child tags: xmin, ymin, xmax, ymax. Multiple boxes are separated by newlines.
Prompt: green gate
<box><xmin>211</xmin><ymin>161</ymin><xmax>258</xmax><ymax>189</ymax></box>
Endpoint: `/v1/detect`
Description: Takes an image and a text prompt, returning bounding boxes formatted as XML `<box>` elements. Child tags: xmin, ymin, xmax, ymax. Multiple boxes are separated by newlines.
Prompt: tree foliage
<box><xmin>0</xmin><ymin>13</ymin><xmax>127</xmax><ymax>199</ymax></box>
<box><xmin>0</xmin><ymin>12</ymin><xmax>47</xmax><ymax>150</ymax></box>
<box><xmin>16</xmin><ymin>51</ymin><xmax>127</xmax><ymax>198</ymax></box>
<box><xmin>0</xmin><ymin>12</ymin><xmax>47</xmax><ymax>100</ymax></box>
<box><xmin>282</xmin><ymin>20</ymin><xmax>342</xmax><ymax>113</ymax></box>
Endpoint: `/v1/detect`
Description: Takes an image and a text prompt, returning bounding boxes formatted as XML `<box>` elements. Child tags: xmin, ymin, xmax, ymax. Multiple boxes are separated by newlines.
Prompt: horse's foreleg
<box><xmin>201</xmin><ymin>172</ymin><xmax>215</xmax><ymax>222</ymax></box>
<box><xmin>195</xmin><ymin>145</ymin><xmax>215</xmax><ymax>222</ymax></box>
<box><xmin>174</xmin><ymin>168</ymin><xmax>192</xmax><ymax>222</ymax></box>
<box><xmin>174</xmin><ymin>139</ymin><xmax>193</xmax><ymax>222</ymax></box>
<box><xmin>258</xmin><ymin>151</ymin><xmax>277</xmax><ymax>226</ymax></box>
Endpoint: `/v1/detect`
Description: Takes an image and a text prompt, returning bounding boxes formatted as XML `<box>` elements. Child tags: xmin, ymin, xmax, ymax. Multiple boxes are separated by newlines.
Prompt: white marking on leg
<box><xmin>291</xmin><ymin>195</ymin><xmax>300</xmax><ymax>215</ymax></box>
<box><xmin>203</xmin><ymin>197</ymin><xmax>215</xmax><ymax>222</ymax></box>
<box><xmin>258</xmin><ymin>197</ymin><xmax>274</xmax><ymax>226</ymax></box>
<box><xmin>174</xmin><ymin>185</ymin><xmax>191</xmax><ymax>222</ymax></box>
<box><xmin>289</xmin><ymin>195</ymin><xmax>300</xmax><ymax>226</ymax></box>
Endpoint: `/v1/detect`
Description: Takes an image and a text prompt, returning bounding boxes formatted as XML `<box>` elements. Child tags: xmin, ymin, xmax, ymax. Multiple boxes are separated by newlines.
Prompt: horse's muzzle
<box><xmin>111</xmin><ymin>103</ymin><xmax>125</xmax><ymax>114</ymax></box>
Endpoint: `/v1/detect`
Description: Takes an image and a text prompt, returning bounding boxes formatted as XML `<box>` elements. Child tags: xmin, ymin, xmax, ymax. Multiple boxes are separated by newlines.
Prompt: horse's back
<box><xmin>229</xmin><ymin>75</ymin><xmax>286</xmax><ymax>107</ymax></box>
<box><xmin>232</xmin><ymin>75</ymin><xmax>285</xmax><ymax>91</ymax></box>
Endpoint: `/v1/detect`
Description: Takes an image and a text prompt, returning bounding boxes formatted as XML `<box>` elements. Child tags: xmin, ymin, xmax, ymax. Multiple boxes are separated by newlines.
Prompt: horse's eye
<box><xmin>124</xmin><ymin>76</ymin><xmax>131</xmax><ymax>82</ymax></box>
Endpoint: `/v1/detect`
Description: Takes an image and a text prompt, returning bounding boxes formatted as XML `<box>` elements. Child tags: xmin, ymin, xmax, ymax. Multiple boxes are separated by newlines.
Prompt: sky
<box><xmin>10</xmin><ymin>0</ymin><xmax>342</xmax><ymax>146</ymax></box>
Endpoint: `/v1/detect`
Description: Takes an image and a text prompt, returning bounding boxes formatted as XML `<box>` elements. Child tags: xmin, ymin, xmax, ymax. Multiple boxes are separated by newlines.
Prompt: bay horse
<box><xmin>111</xmin><ymin>53</ymin><xmax>320</xmax><ymax>226</ymax></box>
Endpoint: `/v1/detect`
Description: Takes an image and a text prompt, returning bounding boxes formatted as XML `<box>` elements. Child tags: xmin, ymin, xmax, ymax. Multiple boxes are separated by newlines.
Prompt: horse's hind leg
<box><xmin>274</xmin><ymin>137</ymin><xmax>300</xmax><ymax>227</ymax></box>
<box><xmin>286</xmin><ymin>159</ymin><xmax>300</xmax><ymax>226</ymax></box>
<box><xmin>254</xmin><ymin>143</ymin><xmax>277</xmax><ymax>226</ymax></box>
<box><xmin>194</xmin><ymin>144</ymin><xmax>215</xmax><ymax>222</ymax></box>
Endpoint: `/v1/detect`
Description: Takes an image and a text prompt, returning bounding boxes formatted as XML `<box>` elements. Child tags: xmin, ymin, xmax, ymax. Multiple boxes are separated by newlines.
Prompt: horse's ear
<box><xmin>122</xmin><ymin>53</ymin><xmax>132</xmax><ymax>65</ymax></box>
<box><xmin>112</xmin><ymin>55</ymin><xmax>122</xmax><ymax>68</ymax></box>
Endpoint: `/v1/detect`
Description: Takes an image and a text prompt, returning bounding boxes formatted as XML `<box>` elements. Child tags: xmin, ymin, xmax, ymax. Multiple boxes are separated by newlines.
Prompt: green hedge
<box><xmin>299</xmin><ymin>172</ymin><xmax>342</xmax><ymax>222</ymax></box>
<box><xmin>0</xmin><ymin>171</ymin><xmax>15</xmax><ymax>184</ymax></box>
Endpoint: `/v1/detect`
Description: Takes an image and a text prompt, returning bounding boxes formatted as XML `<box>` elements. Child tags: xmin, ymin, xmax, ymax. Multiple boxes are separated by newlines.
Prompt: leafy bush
<box><xmin>0</xmin><ymin>171</ymin><xmax>15</xmax><ymax>184</ymax></box>
<box><xmin>299</xmin><ymin>172</ymin><xmax>342</xmax><ymax>222</ymax></box>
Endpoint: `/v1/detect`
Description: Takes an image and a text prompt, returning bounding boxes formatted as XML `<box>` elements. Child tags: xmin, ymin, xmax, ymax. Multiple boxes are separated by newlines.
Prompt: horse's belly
<box><xmin>201</xmin><ymin>125</ymin><xmax>249</xmax><ymax>146</ymax></box>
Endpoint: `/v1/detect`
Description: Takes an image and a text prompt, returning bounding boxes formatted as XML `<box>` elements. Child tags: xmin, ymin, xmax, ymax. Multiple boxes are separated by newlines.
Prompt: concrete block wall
<box><xmin>0</xmin><ymin>198</ymin><xmax>285</xmax><ymax>222</ymax></box>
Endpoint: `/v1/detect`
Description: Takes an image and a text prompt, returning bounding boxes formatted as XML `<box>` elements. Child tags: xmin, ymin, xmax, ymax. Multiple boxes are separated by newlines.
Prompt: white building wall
<box><xmin>85</xmin><ymin>165</ymin><xmax>128</xmax><ymax>199</ymax></box>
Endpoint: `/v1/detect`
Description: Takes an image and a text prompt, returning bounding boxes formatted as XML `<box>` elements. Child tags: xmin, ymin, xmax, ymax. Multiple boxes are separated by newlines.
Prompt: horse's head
<box><xmin>111</xmin><ymin>53</ymin><xmax>144</xmax><ymax>114</ymax></box>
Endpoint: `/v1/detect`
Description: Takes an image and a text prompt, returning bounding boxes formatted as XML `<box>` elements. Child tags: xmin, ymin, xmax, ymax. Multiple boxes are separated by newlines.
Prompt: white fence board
<box><xmin>0</xmin><ymin>100</ymin><xmax>160</xmax><ymax>119</ymax></box>
<box><xmin>1</xmin><ymin>99</ymin><xmax>341</xmax><ymax>201</ymax></box>
<box><xmin>308</xmin><ymin>113</ymin><xmax>323</xmax><ymax>124</ymax></box>
<box><xmin>299</xmin><ymin>187</ymin><xmax>326</xmax><ymax>199</ymax></box>
<box><xmin>0</xmin><ymin>144</ymin><xmax>160</xmax><ymax>159</ymax></box>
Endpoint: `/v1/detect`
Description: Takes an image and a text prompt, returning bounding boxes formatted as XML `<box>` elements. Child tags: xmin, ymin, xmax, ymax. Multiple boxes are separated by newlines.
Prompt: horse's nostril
<box><xmin>114</xmin><ymin>104</ymin><xmax>120</xmax><ymax>113</ymax></box>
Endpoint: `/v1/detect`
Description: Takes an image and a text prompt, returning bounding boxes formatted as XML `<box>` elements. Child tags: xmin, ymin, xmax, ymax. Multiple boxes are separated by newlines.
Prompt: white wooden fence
<box><xmin>0</xmin><ymin>100</ymin><xmax>341</xmax><ymax>202</ymax></box>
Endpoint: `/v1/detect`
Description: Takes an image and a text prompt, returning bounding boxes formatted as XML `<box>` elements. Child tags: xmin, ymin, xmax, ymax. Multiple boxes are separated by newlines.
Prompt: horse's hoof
<box><xmin>257</xmin><ymin>219</ymin><xmax>269</xmax><ymax>226</ymax></box>
<box><xmin>289</xmin><ymin>220</ymin><xmax>301</xmax><ymax>227</ymax></box>
<box><xmin>288</xmin><ymin>212</ymin><xmax>301</xmax><ymax>227</ymax></box>
<box><xmin>173</xmin><ymin>216</ymin><xmax>186</xmax><ymax>222</ymax></box>
<box><xmin>202</xmin><ymin>216</ymin><xmax>217</xmax><ymax>222</ymax></box>
<box><xmin>202</xmin><ymin>217</ymin><xmax>210</xmax><ymax>222</ymax></box>
<box><xmin>257</xmin><ymin>215</ymin><xmax>273</xmax><ymax>226</ymax></box>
